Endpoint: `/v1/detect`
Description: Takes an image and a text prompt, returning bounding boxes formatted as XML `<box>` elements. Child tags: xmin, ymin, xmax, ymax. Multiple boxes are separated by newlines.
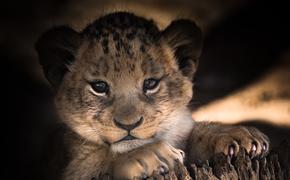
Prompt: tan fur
<box><xmin>36</xmin><ymin>12</ymin><xmax>270</xmax><ymax>179</ymax></box>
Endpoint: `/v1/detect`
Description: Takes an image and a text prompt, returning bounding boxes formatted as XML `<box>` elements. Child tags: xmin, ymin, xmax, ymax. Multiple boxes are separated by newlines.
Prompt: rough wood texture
<box><xmin>103</xmin><ymin>140</ymin><xmax>290</xmax><ymax>179</ymax></box>
<box><xmin>187</xmin><ymin>140</ymin><xmax>290</xmax><ymax>180</ymax></box>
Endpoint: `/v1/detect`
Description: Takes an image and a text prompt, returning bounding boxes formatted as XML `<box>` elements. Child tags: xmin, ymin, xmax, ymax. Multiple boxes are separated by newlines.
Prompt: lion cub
<box><xmin>36</xmin><ymin>12</ymin><xmax>269</xmax><ymax>179</ymax></box>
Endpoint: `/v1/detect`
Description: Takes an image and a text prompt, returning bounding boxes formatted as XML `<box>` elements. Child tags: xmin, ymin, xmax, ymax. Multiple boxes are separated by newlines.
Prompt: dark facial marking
<box><xmin>115</xmin><ymin>40</ymin><xmax>121</xmax><ymax>51</ymax></box>
<box><xmin>126</xmin><ymin>30</ymin><xmax>136</xmax><ymax>40</ymax></box>
<box><xmin>101</xmin><ymin>38</ymin><xmax>109</xmax><ymax>54</ymax></box>
<box><xmin>140</xmin><ymin>45</ymin><xmax>145</xmax><ymax>53</ymax></box>
<box><xmin>113</xmin><ymin>32</ymin><xmax>120</xmax><ymax>41</ymax></box>
<box><xmin>95</xmin><ymin>31</ymin><xmax>101</xmax><ymax>40</ymax></box>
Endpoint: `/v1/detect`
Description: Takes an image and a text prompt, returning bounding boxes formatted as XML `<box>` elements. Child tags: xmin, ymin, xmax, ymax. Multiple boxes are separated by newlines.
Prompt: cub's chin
<box><xmin>110</xmin><ymin>138</ymin><xmax>154</xmax><ymax>153</ymax></box>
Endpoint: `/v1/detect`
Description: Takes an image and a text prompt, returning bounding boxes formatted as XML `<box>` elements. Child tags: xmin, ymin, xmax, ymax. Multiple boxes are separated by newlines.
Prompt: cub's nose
<box><xmin>113</xmin><ymin>117</ymin><xmax>144</xmax><ymax>131</ymax></box>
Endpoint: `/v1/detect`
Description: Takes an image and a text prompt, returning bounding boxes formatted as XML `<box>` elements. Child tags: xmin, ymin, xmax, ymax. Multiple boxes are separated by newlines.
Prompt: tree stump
<box><xmin>185</xmin><ymin>140</ymin><xmax>289</xmax><ymax>180</ymax></box>
<box><xmin>103</xmin><ymin>140</ymin><xmax>290</xmax><ymax>179</ymax></box>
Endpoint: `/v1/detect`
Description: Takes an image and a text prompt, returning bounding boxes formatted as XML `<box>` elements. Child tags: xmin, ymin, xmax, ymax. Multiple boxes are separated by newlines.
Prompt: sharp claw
<box><xmin>158</xmin><ymin>165</ymin><xmax>168</xmax><ymax>175</ymax></box>
<box><xmin>262</xmin><ymin>143</ymin><xmax>267</xmax><ymax>151</ymax></box>
<box><xmin>181</xmin><ymin>151</ymin><xmax>185</xmax><ymax>158</ymax></box>
<box><xmin>159</xmin><ymin>166</ymin><xmax>165</xmax><ymax>174</ymax></box>
<box><xmin>228</xmin><ymin>145</ymin><xmax>235</xmax><ymax>157</ymax></box>
<box><xmin>250</xmin><ymin>141</ymin><xmax>258</xmax><ymax>157</ymax></box>
<box><xmin>179</xmin><ymin>150</ymin><xmax>185</xmax><ymax>158</ymax></box>
<box><xmin>252</xmin><ymin>143</ymin><xmax>257</xmax><ymax>152</ymax></box>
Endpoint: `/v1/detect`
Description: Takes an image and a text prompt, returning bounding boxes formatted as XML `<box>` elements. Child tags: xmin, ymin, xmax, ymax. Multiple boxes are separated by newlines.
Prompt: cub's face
<box><xmin>36</xmin><ymin>12</ymin><xmax>202</xmax><ymax>152</ymax></box>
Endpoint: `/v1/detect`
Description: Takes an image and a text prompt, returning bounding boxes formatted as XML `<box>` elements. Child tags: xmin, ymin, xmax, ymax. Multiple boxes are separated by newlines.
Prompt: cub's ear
<box><xmin>35</xmin><ymin>26</ymin><xmax>82</xmax><ymax>89</ymax></box>
<box><xmin>162</xmin><ymin>19</ymin><xmax>202</xmax><ymax>80</ymax></box>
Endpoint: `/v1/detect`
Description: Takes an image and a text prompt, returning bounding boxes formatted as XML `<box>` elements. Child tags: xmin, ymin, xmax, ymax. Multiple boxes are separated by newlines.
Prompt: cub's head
<box><xmin>36</xmin><ymin>12</ymin><xmax>202</xmax><ymax>152</ymax></box>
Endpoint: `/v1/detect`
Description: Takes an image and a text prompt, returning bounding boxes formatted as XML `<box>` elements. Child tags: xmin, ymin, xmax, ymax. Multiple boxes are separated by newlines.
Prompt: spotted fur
<box><xmin>36</xmin><ymin>12</ymin><xmax>269</xmax><ymax>179</ymax></box>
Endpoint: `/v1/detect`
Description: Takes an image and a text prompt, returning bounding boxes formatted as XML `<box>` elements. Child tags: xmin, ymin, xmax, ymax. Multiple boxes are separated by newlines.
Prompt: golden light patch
<box><xmin>192</xmin><ymin>58</ymin><xmax>290</xmax><ymax>127</ymax></box>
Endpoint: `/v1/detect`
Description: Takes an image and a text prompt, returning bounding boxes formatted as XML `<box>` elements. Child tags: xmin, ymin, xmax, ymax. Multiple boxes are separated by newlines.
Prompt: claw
<box><xmin>262</xmin><ymin>143</ymin><xmax>267</xmax><ymax>151</ymax></box>
<box><xmin>250</xmin><ymin>141</ymin><xmax>258</xmax><ymax>157</ymax></box>
<box><xmin>159</xmin><ymin>167</ymin><xmax>165</xmax><ymax>174</ymax></box>
<box><xmin>252</xmin><ymin>143</ymin><xmax>257</xmax><ymax>152</ymax></box>
<box><xmin>228</xmin><ymin>144</ymin><xmax>236</xmax><ymax>157</ymax></box>
<box><xmin>158</xmin><ymin>165</ymin><xmax>168</xmax><ymax>175</ymax></box>
<box><xmin>179</xmin><ymin>149</ymin><xmax>185</xmax><ymax>158</ymax></box>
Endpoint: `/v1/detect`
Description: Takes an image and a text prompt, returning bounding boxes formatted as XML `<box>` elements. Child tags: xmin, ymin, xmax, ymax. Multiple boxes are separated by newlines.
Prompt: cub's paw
<box><xmin>212</xmin><ymin>126</ymin><xmax>269</xmax><ymax>158</ymax></box>
<box><xmin>112</xmin><ymin>141</ymin><xmax>184</xmax><ymax>179</ymax></box>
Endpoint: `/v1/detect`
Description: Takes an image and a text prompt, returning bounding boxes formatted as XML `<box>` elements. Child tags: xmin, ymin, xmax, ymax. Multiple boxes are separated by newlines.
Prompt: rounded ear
<box><xmin>35</xmin><ymin>26</ymin><xmax>82</xmax><ymax>89</ymax></box>
<box><xmin>162</xmin><ymin>19</ymin><xmax>203</xmax><ymax>80</ymax></box>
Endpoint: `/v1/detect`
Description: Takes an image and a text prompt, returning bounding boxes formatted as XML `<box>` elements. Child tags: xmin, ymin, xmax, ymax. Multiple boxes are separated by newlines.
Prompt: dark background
<box><xmin>1</xmin><ymin>0</ymin><xmax>290</xmax><ymax>179</ymax></box>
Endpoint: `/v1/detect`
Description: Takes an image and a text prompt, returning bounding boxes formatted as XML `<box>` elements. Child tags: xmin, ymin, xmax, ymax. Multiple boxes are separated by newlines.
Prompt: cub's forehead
<box><xmin>81</xmin><ymin>26</ymin><xmax>160</xmax><ymax>64</ymax></box>
<box><xmin>73</xmin><ymin>12</ymin><xmax>177</xmax><ymax>79</ymax></box>
<box><xmin>81</xmin><ymin>12</ymin><xmax>161</xmax><ymax>59</ymax></box>
<box><xmin>77</xmin><ymin>37</ymin><xmax>168</xmax><ymax>81</ymax></box>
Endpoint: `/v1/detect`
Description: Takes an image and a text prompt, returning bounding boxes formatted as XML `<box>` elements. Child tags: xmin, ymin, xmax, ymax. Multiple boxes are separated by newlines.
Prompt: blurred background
<box><xmin>1</xmin><ymin>0</ymin><xmax>289</xmax><ymax>179</ymax></box>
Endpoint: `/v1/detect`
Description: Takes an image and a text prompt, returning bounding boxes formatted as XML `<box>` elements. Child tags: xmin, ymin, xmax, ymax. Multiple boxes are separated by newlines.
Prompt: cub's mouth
<box><xmin>115</xmin><ymin>134</ymin><xmax>138</xmax><ymax>143</ymax></box>
<box><xmin>110</xmin><ymin>134</ymin><xmax>155</xmax><ymax>153</ymax></box>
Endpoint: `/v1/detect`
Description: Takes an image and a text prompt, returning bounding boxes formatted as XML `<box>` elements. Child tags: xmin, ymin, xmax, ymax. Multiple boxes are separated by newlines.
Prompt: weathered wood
<box><xmin>102</xmin><ymin>140</ymin><xmax>290</xmax><ymax>179</ymax></box>
<box><xmin>152</xmin><ymin>140</ymin><xmax>290</xmax><ymax>180</ymax></box>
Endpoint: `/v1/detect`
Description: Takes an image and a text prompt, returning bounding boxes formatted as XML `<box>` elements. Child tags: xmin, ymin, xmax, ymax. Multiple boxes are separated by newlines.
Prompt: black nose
<box><xmin>114</xmin><ymin>117</ymin><xmax>144</xmax><ymax>131</ymax></box>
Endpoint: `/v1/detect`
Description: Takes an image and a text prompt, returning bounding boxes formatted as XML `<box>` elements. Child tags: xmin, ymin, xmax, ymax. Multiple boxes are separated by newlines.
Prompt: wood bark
<box><xmin>102</xmin><ymin>140</ymin><xmax>290</xmax><ymax>179</ymax></box>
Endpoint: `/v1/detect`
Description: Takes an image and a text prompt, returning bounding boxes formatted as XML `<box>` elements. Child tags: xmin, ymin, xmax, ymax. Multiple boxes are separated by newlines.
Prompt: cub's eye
<box><xmin>90</xmin><ymin>80</ymin><xmax>109</xmax><ymax>95</ymax></box>
<box><xmin>143</xmin><ymin>78</ymin><xmax>160</xmax><ymax>94</ymax></box>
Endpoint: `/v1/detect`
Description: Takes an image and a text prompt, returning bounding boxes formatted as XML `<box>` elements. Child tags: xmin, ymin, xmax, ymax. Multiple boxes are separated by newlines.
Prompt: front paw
<box><xmin>112</xmin><ymin>141</ymin><xmax>184</xmax><ymax>179</ymax></box>
<box><xmin>211</xmin><ymin>126</ymin><xmax>269</xmax><ymax>158</ymax></box>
